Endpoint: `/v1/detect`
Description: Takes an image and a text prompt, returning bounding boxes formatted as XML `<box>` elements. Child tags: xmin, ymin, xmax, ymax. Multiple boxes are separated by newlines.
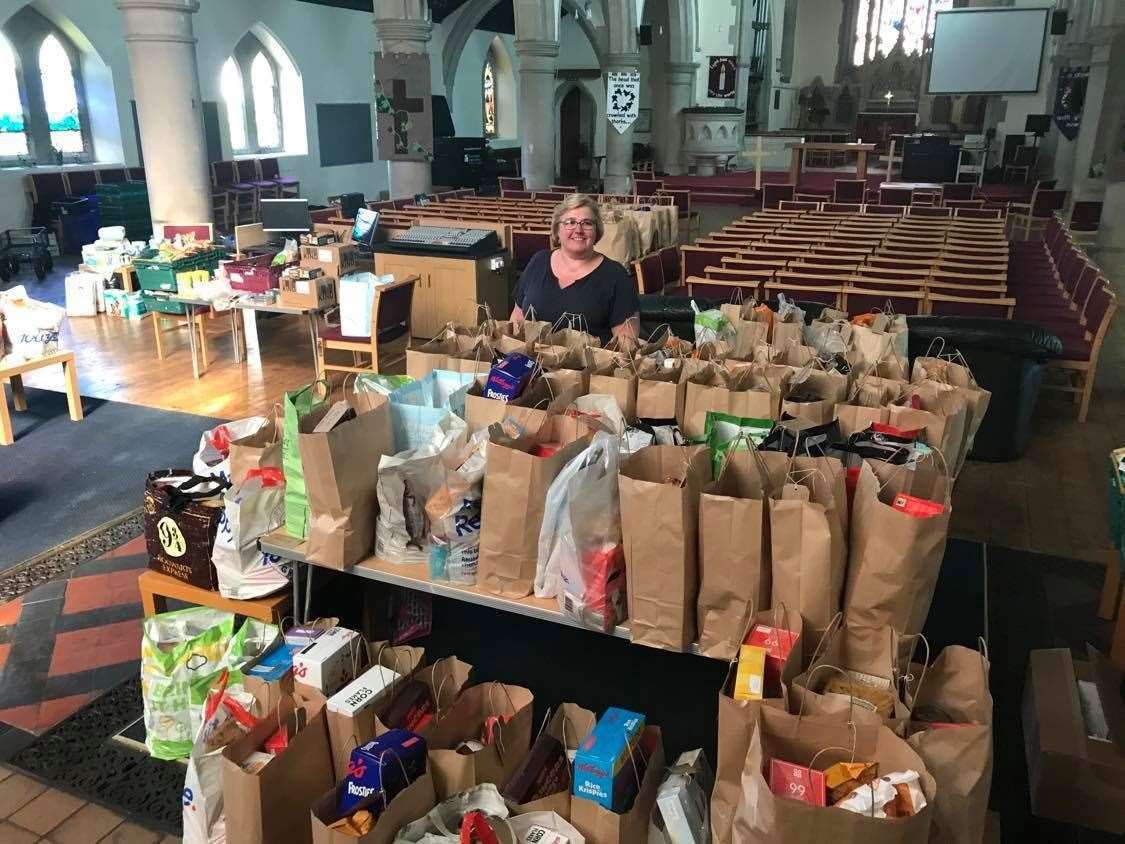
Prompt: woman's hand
<box><xmin>612</xmin><ymin>312</ymin><xmax>640</xmax><ymax>340</ymax></box>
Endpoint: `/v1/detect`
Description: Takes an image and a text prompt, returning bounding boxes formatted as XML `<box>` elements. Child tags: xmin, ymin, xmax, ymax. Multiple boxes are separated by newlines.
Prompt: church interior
<box><xmin>0</xmin><ymin>0</ymin><xmax>1123</xmax><ymax>841</ymax></box>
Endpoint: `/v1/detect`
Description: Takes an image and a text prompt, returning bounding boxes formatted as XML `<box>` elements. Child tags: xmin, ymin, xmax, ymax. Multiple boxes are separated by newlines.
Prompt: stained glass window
<box><xmin>39</xmin><ymin>34</ymin><xmax>82</xmax><ymax>153</ymax></box>
<box><xmin>483</xmin><ymin>59</ymin><xmax>496</xmax><ymax>138</ymax></box>
<box><xmin>221</xmin><ymin>58</ymin><xmax>248</xmax><ymax>152</ymax></box>
<box><xmin>250</xmin><ymin>52</ymin><xmax>280</xmax><ymax>150</ymax></box>
<box><xmin>0</xmin><ymin>35</ymin><xmax>26</xmax><ymax>157</ymax></box>
<box><xmin>852</xmin><ymin>0</ymin><xmax>950</xmax><ymax>66</ymax></box>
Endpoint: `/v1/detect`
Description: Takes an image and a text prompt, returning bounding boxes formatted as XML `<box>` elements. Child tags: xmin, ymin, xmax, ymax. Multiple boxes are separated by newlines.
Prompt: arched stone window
<box><xmin>851</xmin><ymin>0</ymin><xmax>952</xmax><ymax>66</ymax></box>
<box><xmin>483</xmin><ymin>53</ymin><xmax>497</xmax><ymax>139</ymax></box>
<box><xmin>220</xmin><ymin>30</ymin><xmax>302</xmax><ymax>155</ymax></box>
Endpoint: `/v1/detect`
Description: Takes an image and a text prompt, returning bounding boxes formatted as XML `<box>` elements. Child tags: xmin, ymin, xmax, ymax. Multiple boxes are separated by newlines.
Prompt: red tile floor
<box><xmin>0</xmin><ymin>536</ymin><xmax>147</xmax><ymax>736</ymax></box>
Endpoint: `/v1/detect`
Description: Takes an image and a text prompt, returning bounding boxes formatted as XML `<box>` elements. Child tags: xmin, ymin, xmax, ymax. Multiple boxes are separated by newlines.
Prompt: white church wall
<box><xmin>695</xmin><ymin>0</ymin><xmax>739</xmax><ymax>107</ymax></box>
<box><xmin>451</xmin><ymin>29</ymin><xmax>521</xmax><ymax>147</ymax></box>
<box><xmin>791</xmin><ymin>0</ymin><xmax>843</xmax><ymax>89</ymax></box>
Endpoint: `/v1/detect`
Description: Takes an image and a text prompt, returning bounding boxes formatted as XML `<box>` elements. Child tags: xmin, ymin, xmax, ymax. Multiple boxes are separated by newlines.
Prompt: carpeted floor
<box><xmin>0</xmin><ymin>385</ymin><xmax>222</xmax><ymax>570</ymax></box>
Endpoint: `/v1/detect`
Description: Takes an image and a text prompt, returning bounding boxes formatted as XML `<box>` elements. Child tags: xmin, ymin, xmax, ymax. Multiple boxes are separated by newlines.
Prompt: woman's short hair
<box><xmin>550</xmin><ymin>193</ymin><xmax>604</xmax><ymax>246</ymax></box>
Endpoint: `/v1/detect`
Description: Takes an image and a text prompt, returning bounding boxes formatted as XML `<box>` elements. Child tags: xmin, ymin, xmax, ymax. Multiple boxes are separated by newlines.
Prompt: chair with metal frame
<box><xmin>318</xmin><ymin>276</ymin><xmax>417</xmax><ymax>375</ymax></box>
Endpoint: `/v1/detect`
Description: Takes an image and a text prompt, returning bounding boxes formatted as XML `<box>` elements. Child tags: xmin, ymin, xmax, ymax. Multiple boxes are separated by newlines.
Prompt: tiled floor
<box><xmin>0</xmin><ymin>766</ymin><xmax>178</xmax><ymax>844</ymax></box>
<box><xmin>0</xmin><ymin>537</ymin><xmax>146</xmax><ymax>736</ymax></box>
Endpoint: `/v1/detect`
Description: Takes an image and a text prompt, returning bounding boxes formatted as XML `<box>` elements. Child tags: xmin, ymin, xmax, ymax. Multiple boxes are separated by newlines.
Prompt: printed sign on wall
<box><xmin>708</xmin><ymin>56</ymin><xmax>737</xmax><ymax>99</ymax></box>
<box><xmin>607</xmin><ymin>70</ymin><xmax>641</xmax><ymax>134</ymax></box>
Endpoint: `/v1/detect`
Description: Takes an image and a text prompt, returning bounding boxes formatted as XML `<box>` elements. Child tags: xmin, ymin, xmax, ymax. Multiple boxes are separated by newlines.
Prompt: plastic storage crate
<box><xmin>225</xmin><ymin>253</ymin><xmax>293</xmax><ymax>293</ymax></box>
<box><xmin>133</xmin><ymin>247</ymin><xmax>225</xmax><ymax>314</ymax></box>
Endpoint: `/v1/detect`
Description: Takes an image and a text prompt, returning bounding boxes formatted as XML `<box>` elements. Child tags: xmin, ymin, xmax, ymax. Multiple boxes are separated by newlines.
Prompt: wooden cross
<box><xmin>741</xmin><ymin>135</ymin><xmax>768</xmax><ymax>190</ymax></box>
<box><xmin>389</xmin><ymin>77</ymin><xmax>424</xmax><ymax>155</ymax></box>
<box><xmin>884</xmin><ymin>138</ymin><xmax>896</xmax><ymax>184</ymax></box>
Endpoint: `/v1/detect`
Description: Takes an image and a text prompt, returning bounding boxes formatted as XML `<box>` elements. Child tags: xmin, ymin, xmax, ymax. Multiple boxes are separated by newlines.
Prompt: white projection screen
<box><xmin>929</xmin><ymin>7</ymin><xmax>1050</xmax><ymax>94</ymax></box>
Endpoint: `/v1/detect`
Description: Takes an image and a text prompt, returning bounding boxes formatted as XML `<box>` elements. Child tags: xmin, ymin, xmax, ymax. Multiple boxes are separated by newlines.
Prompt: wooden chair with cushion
<box><xmin>762</xmin><ymin>183</ymin><xmax>795</xmax><ymax>210</ymax></box>
<box><xmin>659</xmin><ymin>246</ymin><xmax>681</xmax><ymax>289</ymax></box>
<box><xmin>634</xmin><ymin>179</ymin><xmax>663</xmax><ymax>198</ymax></box>
<box><xmin>940</xmin><ymin>182</ymin><xmax>975</xmax><ymax>203</ymax></box>
<box><xmin>26</xmin><ymin>172</ymin><xmax>68</xmax><ymax>227</ymax></box>
<box><xmin>634</xmin><ymin>252</ymin><xmax>666</xmax><ymax>295</ymax></box>
<box><xmin>213</xmin><ymin>161</ymin><xmax>258</xmax><ymax>226</ymax></box>
<box><xmin>1044</xmin><ymin>284</ymin><xmax>1117</xmax><ymax>421</ymax></box>
<box><xmin>259</xmin><ymin>158</ymin><xmax>300</xmax><ymax>198</ymax></box>
<box><xmin>1009</xmin><ymin>189</ymin><xmax>1068</xmax><ymax>240</ymax></box>
<box><xmin>64</xmin><ymin>170</ymin><xmax>99</xmax><ymax>197</ymax></box>
<box><xmin>549</xmin><ymin>184</ymin><xmax>578</xmax><ymax>194</ymax></box>
<box><xmin>498</xmin><ymin>177</ymin><xmax>526</xmax><ymax>195</ymax></box>
<box><xmin>844</xmin><ymin>285</ymin><xmax>927</xmax><ymax>317</ymax></box>
<box><xmin>926</xmin><ymin>291</ymin><xmax>1016</xmax><ymax>319</ymax></box>
<box><xmin>1004</xmin><ymin>145</ymin><xmax>1038</xmax><ymax>183</ymax></box>
<box><xmin>833</xmin><ymin>179</ymin><xmax>866</xmax><ymax>204</ymax></box>
<box><xmin>511</xmin><ymin>229</ymin><xmax>551</xmax><ymax>273</ymax></box>
<box><xmin>236</xmin><ymin>159</ymin><xmax>279</xmax><ymax>202</ymax></box>
<box><xmin>1068</xmin><ymin>201</ymin><xmax>1103</xmax><ymax>246</ymax></box>
<box><xmin>878</xmin><ymin>187</ymin><xmax>913</xmax><ymax>207</ymax></box>
<box><xmin>318</xmin><ymin>276</ymin><xmax>418</xmax><ymax>375</ymax></box>
<box><xmin>660</xmin><ymin>189</ymin><xmax>698</xmax><ymax>242</ymax></box>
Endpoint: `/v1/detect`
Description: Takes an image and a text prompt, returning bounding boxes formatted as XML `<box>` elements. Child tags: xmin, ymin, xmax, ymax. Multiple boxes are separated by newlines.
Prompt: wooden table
<box><xmin>138</xmin><ymin>570</ymin><xmax>290</xmax><ymax>623</ymax></box>
<box><xmin>231</xmin><ymin>298</ymin><xmax>325</xmax><ymax>377</ymax></box>
<box><xmin>0</xmin><ymin>351</ymin><xmax>83</xmax><ymax>445</ymax></box>
<box><xmin>788</xmin><ymin>142</ymin><xmax>877</xmax><ymax>184</ymax></box>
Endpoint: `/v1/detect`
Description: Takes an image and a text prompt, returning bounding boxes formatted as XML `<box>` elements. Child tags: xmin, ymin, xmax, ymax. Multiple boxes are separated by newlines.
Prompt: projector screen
<box><xmin>928</xmin><ymin>7</ymin><xmax>1049</xmax><ymax>94</ymax></box>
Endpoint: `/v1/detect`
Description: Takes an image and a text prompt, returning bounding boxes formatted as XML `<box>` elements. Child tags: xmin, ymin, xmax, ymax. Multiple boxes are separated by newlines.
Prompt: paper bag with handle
<box><xmin>310</xmin><ymin>768</ymin><xmax>436</xmax><ymax>844</ymax></box>
<box><xmin>502</xmin><ymin>702</ymin><xmax>596</xmax><ymax>820</ymax></box>
<box><xmin>425</xmin><ymin>681</ymin><xmax>534</xmax><ymax>800</ymax></box>
<box><xmin>905</xmin><ymin>643</ymin><xmax>993</xmax><ymax>844</ymax></box>
<box><xmin>570</xmin><ymin>726</ymin><xmax>665</xmax><ymax>844</ymax></box>
<box><xmin>768</xmin><ymin>454</ymin><xmax>848</xmax><ymax>634</ymax></box>
<box><xmin>844</xmin><ymin>457</ymin><xmax>952</xmax><ymax>635</ymax></box>
<box><xmin>299</xmin><ymin>397</ymin><xmax>395</xmax><ymax>570</ymax></box>
<box><xmin>477</xmin><ymin>416</ymin><xmax>592</xmax><ymax>597</ymax></box>
<box><xmin>887</xmin><ymin>382</ymin><xmax>969</xmax><ymax>475</ymax></box>
<box><xmin>222</xmin><ymin>689</ymin><xmax>335</xmax><ymax>844</ymax></box>
<box><xmin>697</xmin><ymin>446</ymin><xmax>789</xmax><ymax>659</ymax></box>
<box><xmin>727</xmin><ymin>705</ymin><xmax>936</xmax><ymax>843</ymax></box>
<box><xmin>911</xmin><ymin>346</ymin><xmax>992</xmax><ymax>474</ymax></box>
<box><xmin>228</xmin><ymin>408</ymin><xmax>283</xmax><ymax>486</ymax></box>
<box><xmin>464</xmin><ymin>370</ymin><xmax>586</xmax><ymax>435</ymax></box>
<box><xmin>405</xmin><ymin>324</ymin><xmax>475</xmax><ymax>380</ymax></box>
<box><xmin>618</xmin><ymin>445</ymin><xmax>711</xmax><ymax>651</ymax></box>
<box><xmin>633</xmin><ymin>358</ymin><xmax>686</xmax><ymax>422</ymax></box>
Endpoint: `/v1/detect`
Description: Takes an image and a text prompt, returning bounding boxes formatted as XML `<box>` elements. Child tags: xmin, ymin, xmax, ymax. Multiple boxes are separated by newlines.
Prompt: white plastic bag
<box><xmin>193</xmin><ymin>416</ymin><xmax>269</xmax><ymax>482</ymax></box>
<box><xmin>536</xmin><ymin>432</ymin><xmax>626</xmax><ymax>632</ymax></box>
<box><xmin>427</xmin><ymin>429</ymin><xmax>489</xmax><ymax>585</ymax></box>
<box><xmin>374</xmin><ymin>411</ymin><xmax>467</xmax><ymax>564</ymax></box>
<box><xmin>393</xmin><ymin>784</ymin><xmax>509</xmax><ymax>843</ymax></box>
<box><xmin>339</xmin><ymin>272</ymin><xmax>392</xmax><ymax>337</ymax></box>
<box><xmin>0</xmin><ymin>285</ymin><xmax>65</xmax><ymax>363</ymax></box>
<box><xmin>182</xmin><ymin>673</ymin><xmax>260</xmax><ymax>844</ymax></box>
<box><xmin>567</xmin><ymin>393</ymin><xmax>627</xmax><ymax>436</ymax></box>
<box><xmin>388</xmin><ymin>370</ymin><xmax>476</xmax><ymax>451</ymax></box>
<box><xmin>211</xmin><ymin>468</ymin><xmax>290</xmax><ymax>600</ymax></box>
<box><xmin>64</xmin><ymin>272</ymin><xmax>98</xmax><ymax>317</ymax></box>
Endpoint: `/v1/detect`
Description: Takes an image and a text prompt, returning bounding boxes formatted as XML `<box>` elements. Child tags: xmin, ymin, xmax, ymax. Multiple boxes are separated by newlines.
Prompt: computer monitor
<box><xmin>351</xmin><ymin>207</ymin><xmax>379</xmax><ymax>250</ymax></box>
<box><xmin>261</xmin><ymin>198</ymin><xmax>311</xmax><ymax>233</ymax></box>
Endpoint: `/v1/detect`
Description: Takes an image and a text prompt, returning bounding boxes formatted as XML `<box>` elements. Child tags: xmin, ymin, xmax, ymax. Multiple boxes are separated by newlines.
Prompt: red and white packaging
<box><xmin>745</xmin><ymin>623</ymin><xmax>800</xmax><ymax>697</ymax></box>
<box><xmin>768</xmin><ymin>758</ymin><xmax>826</xmax><ymax>806</ymax></box>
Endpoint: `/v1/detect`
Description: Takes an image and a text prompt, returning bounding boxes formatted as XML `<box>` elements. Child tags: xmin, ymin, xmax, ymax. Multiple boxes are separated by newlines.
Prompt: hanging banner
<box><xmin>708</xmin><ymin>56</ymin><xmax>737</xmax><ymax>99</ymax></box>
<box><xmin>373</xmin><ymin>52</ymin><xmax>434</xmax><ymax>161</ymax></box>
<box><xmin>607</xmin><ymin>70</ymin><xmax>641</xmax><ymax>134</ymax></box>
<box><xmin>1054</xmin><ymin>65</ymin><xmax>1088</xmax><ymax>141</ymax></box>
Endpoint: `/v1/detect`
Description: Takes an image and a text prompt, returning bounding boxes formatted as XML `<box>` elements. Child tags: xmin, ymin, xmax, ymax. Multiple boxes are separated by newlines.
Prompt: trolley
<box><xmin>0</xmin><ymin>227</ymin><xmax>52</xmax><ymax>282</ymax></box>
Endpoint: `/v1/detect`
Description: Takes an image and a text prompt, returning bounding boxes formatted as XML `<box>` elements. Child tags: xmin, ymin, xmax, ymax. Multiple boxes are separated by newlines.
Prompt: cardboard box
<box><xmin>300</xmin><ymin>243</ymin><xmax>358</xmax><ymax>277</ymax></box>
<box><xmin>573</xmin><ymin>707</ymin><xmax>645</xmax><ymax>810</ymax></box>
<box><xmin>293</xmin><ymin>627</ymin><xmax>361</xmax><ymax>696</ymax></box>
<box><xmin>1023</xmin><ymin>646</ymin><xmax>1125</xmax><ymax>834</ymax></box>
<box><xmin>280</xmin><ymin>274</ymin><xmax>338</xmax><ymax>310</ymax></box>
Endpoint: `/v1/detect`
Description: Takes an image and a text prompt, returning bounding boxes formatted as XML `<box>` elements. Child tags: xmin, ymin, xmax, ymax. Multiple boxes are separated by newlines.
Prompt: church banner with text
<box><xmin>1054</xmin><ymin>66</ymin><xmax>1088</xmax><ymax>142</ymax></box>
<box><xmin>374</xmin><ymin>52</ymin><xmax>433</xmax><ymax>161</ymax></box>
<box><xmin>607</xmin><ymin>70</ymin><xmax>641</xmax><ymax>134</ymax></box>
<box><xmin>708</xmin><ymin>56</ymin><xmax>737</xmax><ymax>99</ymax></box>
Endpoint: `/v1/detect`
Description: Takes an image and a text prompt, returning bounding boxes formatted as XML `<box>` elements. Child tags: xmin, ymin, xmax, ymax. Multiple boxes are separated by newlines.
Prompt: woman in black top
<box><xmin>510</xmin><ymin>194</ymin><xmax>640</xmax><ymax>344</ymax></box>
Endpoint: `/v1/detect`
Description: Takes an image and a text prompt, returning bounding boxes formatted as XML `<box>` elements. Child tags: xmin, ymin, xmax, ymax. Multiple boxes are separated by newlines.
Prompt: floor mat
<box><xmin>0</xmin><ymin>385</ymin><xmax>222</xmax><ymax>569</ymax></box>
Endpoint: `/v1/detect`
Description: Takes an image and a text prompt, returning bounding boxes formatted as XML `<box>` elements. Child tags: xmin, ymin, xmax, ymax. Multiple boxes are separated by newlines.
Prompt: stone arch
<box><xmin>553</xmin><ymin>79</ymin><xmax>598</xmax><ymax>179</ymax></box>
<box><xmin>485</xmin><ymin>35</ymin><xmax>517</xmax><ymax>139</ymax></box>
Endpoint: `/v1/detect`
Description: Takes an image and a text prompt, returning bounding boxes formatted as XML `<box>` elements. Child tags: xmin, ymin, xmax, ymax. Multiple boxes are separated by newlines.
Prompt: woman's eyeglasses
<box><xmin>560</xmin><ymin>218</ymin><xmax>596</xmax><ymax>229</ymax></box>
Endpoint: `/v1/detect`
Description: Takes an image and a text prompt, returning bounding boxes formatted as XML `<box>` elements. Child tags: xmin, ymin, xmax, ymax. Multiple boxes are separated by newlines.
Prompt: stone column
<box><xmin>116</xmin><ymin>0</ymin><xmax>211</xmax><ymax>227</ymax></box>
<box><xmin>373</xmin><ymin>3</ymin><xmax>433</xmax><ymax>197</ymax></box>
<box><xmin>604</xmin><ymin>54</ymin><xmax>641</xmax><ymax>194</ymax></box>
<box><xmin>660</xmin><ymin>62</ymin><xmax>697</xmax><ymax>176</ymax></box>
<box><xmin>514</xmin><ymin>40</ymin><xmax>559</xmax><ymax>190</ymax></box>
<box><xmin>1070</xmin><ymin>36</ymin><xmax>1118</xmax><ymax>200</ymax></box>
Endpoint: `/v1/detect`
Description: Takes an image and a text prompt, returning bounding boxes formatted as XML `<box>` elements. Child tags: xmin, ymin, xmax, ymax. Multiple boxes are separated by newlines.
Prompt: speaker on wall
<box><xmin>638</xmin><ymin>24</ymin><xmax>652</xmax><ymax>45</ymax></box>
<box><xmin>1050</xmin><ymin>10</ymin><xmax>1068</xmax><ymax>35</ymax></box>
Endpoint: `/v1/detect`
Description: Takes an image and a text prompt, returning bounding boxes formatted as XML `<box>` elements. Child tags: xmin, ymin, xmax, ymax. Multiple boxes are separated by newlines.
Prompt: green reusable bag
<box><xmin>704</xmin><ymin>411</ymin><xmax>775</xmax><ymax>478</ymax></box>
<box><xmin>140</xmin><ymin>608</ymin><xmax>278</xmax><ymax>760</ymax></box>
<box><xmin>283</xmin><ymin>380</ymin><xmax>328</xmax><ymax>537</ymax></box>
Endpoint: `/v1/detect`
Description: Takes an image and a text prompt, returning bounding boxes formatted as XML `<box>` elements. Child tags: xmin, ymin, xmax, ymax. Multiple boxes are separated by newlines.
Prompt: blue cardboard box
<box><xmin>573</xmin><ymin>707</ymin><xmax>645</xmax><ymax>810</ymax></box>
<box><xmin>339</xmin><ymin>729</ymin><xmax>427</xmax><ymax>814</ymax></box>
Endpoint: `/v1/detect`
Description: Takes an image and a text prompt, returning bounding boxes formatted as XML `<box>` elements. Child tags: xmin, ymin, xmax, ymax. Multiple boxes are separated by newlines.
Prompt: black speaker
<box><xmin>431</xmin><ymin>95</ymin><xmax>455</xmax><ymax>139</ymax></box>
<box><xmin>1025</xmin><ymin>113</ymin><xmax>1051</xmax><ymax>135</ymax></box>
<box><xmin>1050</xmin><ymin>10</ymin><xmax>1068</xmax><ymax>35</ymax></box>
<box><xmin>639</xmin><ymin>24</ymin><xmax>653</xmax><ymax>45</ymax></box>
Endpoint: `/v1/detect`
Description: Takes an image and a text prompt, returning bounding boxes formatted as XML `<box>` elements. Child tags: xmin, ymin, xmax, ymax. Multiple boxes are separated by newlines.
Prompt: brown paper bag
<box><xmin>299</xmin><ymin>399</ymin><xmax>394</xmax><ymax>570</ymax></box>
<box><xmin>697</xmin><ymin>449</ymin><xmax>779</xmax><ymax>659</ymax></box>
<box><xmin>680</xmin><ymin>365</ymin><xmax>780</xmax><ymax>438</ymax></box>
<box><xmin>310</xmin><ymin>771</ymin><xmax>436</xmax><ymax>844</ymax></box>
<box><xmin>771</xmin><ymin>314</ymin><xmax>804</xmax><ymax>349</ymax></box>
<box><xmin>325</xmin><ymin>640</ymin><xmax>426</xmax><ymax>780</ymax></box>
<box><xmin>887</xmin><ymin>383</ymin><xmax>968</xmax><ymax>474</ymax></box>
<box><xmin>495</xmin><ymin>316</ymin><xmax>549</xmax><ymax>346</ymax></box>
<box><xmin>769</xmin><ymin>455</ymin><xmax>848</xmax><ymax>632</ymax></box>
<box><xmin>731</xmin><ymin>318</ymin><xmax>770</xmax><ymax>358</ymax></box>
<box><xmin>405</xmin><ymin>327</ymin><xmax>475</xmax><ymax>379</ymax></box>
<box><xmin>907</xmin><ymin>645</ymin><xmax>993</xmax><ymax>844</ymax></box>
<box><xmin>222</xmin><ymin>690</ymin><xmax>335</xmax><ymax>844</ymax></box>
<box><xmin>444</xmin><ymin>336</ymin><xmax>497</xmax><ymax>376</ymax></box>
<box><xmin>835</xmin><ymin>376</ymin><xmax>905</xmax><ymax>438</ymax></box>
<box><xmin>426</xmin><ymin>681</ymin><xmax>534</xmax><ymax>800</ymax></box>
<box><xmin>781</xmin><ymin>367</ymin><xmax>847</xmax><ymax>426</ymax></box>
<box><xmin>634</xmin><ymin>358</ymin><xmax>686</xmax><ymax>421</ymax></box>
<box><xmin>619</xmin><ymin>445</ymin><xmax>711</xmax><ymax>651</ymax></box>
<box><xmin>228</xmin><ymin>413</ymin><xmax>282</xmax><ymax>486</ymax></box>
<box><xmin>477</xmin><ymin>418</ymin><xmax>591</xmax><ymax>597</ymax></box>
<box><xmin>712</xmin><ymin>608</ymin><xmax>805</xmax><ymax>842</ymax></box>
<box><xmin>728</xmin><ymin>706</ymin><xmax>936</xmax><ymax>843</ymax></box>
<box><xmin>504</xmin><ymin>702</ymin><xmax>596</xmax><ymax>819</ymax></box>
<box><xmin>590</xmin><ymin>358</ymin><xmax>638</xmax><ymax>423</ymax></box>
<box><xmin>911</xmin><ymin>355</ymin><xmax>992</xmax><ymax>473</ymax></box>
<box><xmin>543</xmin><ymin>325</ymin><xmax>601</xmax><ymax>350</ymax></box>
<box><xmin>464</xmin><ymin>371</ymin><xmax>586</xmax><ymax>435</ymax></box>
<box><xmin>570</xmin><ymin>726</ymin><xmax>665</xmax><ymax>844</ymax></box>
<box><xmin>789</xmin><ymin>620</ymin><xmax>913</xmax><ymax>727</ymax></box>
<box><xmin>845</xmin><ymin>460</ymin><xmax>952</xmax><ymax>635</ymax></box>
